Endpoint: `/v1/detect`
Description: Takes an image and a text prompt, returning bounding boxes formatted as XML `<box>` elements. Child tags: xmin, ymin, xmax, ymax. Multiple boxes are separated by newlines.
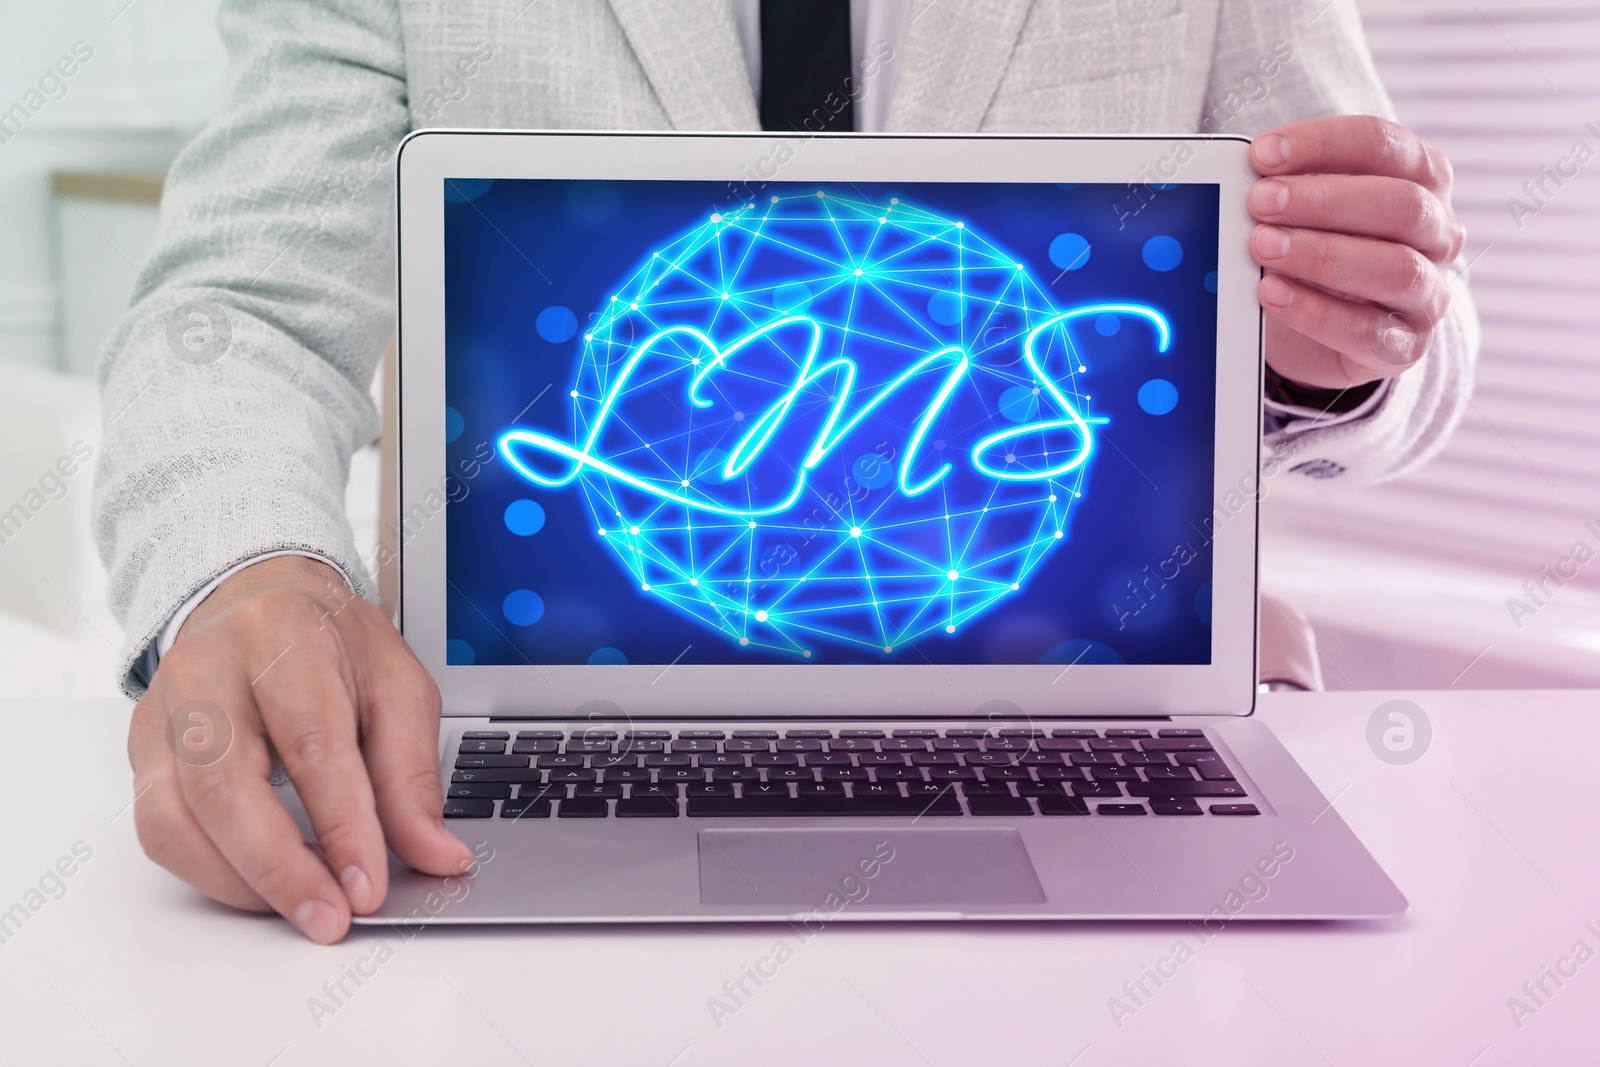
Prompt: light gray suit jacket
<box><xmin>94</xmin><ymin>0</ymin><xmax>1478</xmax><ymax>693</ymax></box>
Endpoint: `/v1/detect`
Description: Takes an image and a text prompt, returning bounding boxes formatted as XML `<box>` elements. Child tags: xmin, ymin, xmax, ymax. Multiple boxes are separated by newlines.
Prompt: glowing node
<box><xmin>1011</xmin><ymin>583</ymin><xmax>1020</xmax><ymax>590</ymax></box>
<box><xmin>853</xmin><ymin>268</ymin><xmax>863</xmax><ymax>276</ymax></box>
<box><xmin>1054</xmin><ymin>531</ymin><xmax>1064</xmax><ymax>539</ymax></box>
<box><xmin>956</xmin><ymin>221</ymin><xmax>964</xmax><ymax>229</ymax></box>
<box><xmin>598</xmin><ymin>528</ymin><xmax>607</xmax><ymax>535</ymax></box>
<box><xmin>755</xmin><ymin>610</ymin><xmax>769</xmax><ymax>622</ymax></box>
<box><xmin>748</xmin><ymin>520</ymin><xmax>757</xmax><ymax>529</ymax></box>
<box><xmin>710</xmin><ymin>213</ymin><xmax>722</xmax><ymax>222</ymax></box>
<box><xmin>720</xmin><ymin>292</ymin><xmax>730</xmax><ymax>300</ymax></box>
<box><xmin>690</xmin><ymin>577</ymin><xmax>699</xmax><ymax>586</ymax></box>
<box><xmin>629</xmin><ymin>525</ymin><xmax>640</xmax><ymax>535</ymax></box>
<box><xmin>946</xmin><ymin>625</ymin><xmax>956</xmax><ymax>633</ymax></box>
<box><xmin>681</xmin><ymin>479</ymin><xmax>690</xmax><ymax>487</ymax></box>
<box><xmin>849</xmin><ymin>526</ymin><xmax>862</xmax><ymax>538</ymax></box>
<box><xmin>1049</xmin><ymin>494</ymin><xmax>1058</xmax><ymax>502</ymax></box>
<box><xmin>890</xmin><ymin>197</ymin><xmax>899</xmax><ymax>204</ymax></box>
<box><xmin>947</xmin><ymin>570</ymin><xmax>960</xmax><ymax>581</ymax></box>
<box><xmin>803</xmin><ymin>650</ymin><xmax>811</xmax><ymax>658</ymax></box>
<box><xmin>879</xmin><ymin>217</ymin><xmax>887</xmax><ymax>223</ymax></box>
<box><xmin>641</xmin><ymin>583</ymin><xmax>651</xmax><ymax>590</ymax></box>
<box><xmin>884</xmin><ymin>645</ymin><xmax>893</xmax><ymax>653</ymax></box>
<box><xmin>739</xmin><ymin>637</ymin><xmax>750</xmax><ymax>645</ymax></box>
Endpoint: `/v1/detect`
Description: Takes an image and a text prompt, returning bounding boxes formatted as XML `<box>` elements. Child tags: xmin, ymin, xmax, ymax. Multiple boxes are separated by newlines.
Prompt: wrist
<box><xmin>177</xmin><ymin>556</ymin><xmax>351</xmax><ymax>643</ymax></box>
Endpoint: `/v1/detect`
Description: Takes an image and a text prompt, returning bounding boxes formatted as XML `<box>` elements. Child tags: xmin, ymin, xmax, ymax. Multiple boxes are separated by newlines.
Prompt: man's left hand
<box><xmin>1248</xmin><ymin>115</ymin><xmax>1466</xmax><ymax>391</ymax></box>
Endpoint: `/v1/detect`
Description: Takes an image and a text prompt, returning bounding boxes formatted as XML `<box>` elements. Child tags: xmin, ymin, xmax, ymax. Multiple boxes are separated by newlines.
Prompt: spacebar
<box><xmin>686</xmin><ymin>796</ymin><xmax>962</xmax><ymax>817</ymax></box>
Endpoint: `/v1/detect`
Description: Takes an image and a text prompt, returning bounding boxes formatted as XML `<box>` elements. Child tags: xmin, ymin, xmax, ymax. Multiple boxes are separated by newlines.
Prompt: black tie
<box><xmin>759</xmin><ymin>0</ymin><xmax>855</xmax><ymax>134</ymax></box>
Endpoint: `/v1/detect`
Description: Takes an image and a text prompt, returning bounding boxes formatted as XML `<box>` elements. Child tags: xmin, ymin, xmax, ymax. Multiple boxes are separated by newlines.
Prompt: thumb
<box><xmin>359</xmin><ymin>625</ymin><xmax>475</xmax><ymax>882</ymax></box>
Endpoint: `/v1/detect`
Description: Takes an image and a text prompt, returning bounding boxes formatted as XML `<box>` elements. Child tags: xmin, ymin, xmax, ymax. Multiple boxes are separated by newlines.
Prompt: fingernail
<box><xmin>292</xmin><ymin>899</ymin><xmax>342</xmax><ymax>944</ymax></box>
<box><xmin>340</xmin><ymin>865</ymin><xmax>373</xmax><ymax>911</ymax></box>
<box><xmin>1382</xmin><ymin>326</ymin><xmax>1417</xmax><ymax>355</ymax></box>
<box><xmin>1254</xmin><ymin>178</ymin><xmax>1290</xmax><ymax>213</ymax></box>
<box><xmin>1255</xmin><ymin>226</ymin><xmax>1291</xmax><ymax>260</ymax></box>
<box><xmin>1260</xmin><ymin>275</ymin><xmax>1295</xmax><ymax>308</ymax></box>
<box><xmin>1255</xmin><ymin>134</ymin><xmax>1290</xmax><ymax>168</ymax></box>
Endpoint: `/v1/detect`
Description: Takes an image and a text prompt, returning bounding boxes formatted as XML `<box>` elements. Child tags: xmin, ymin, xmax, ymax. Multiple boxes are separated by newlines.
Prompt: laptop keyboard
<box><xmin>443</xmin><ymin>727</ymin><xmax>1259</xmax><ymax>819</ymax></box>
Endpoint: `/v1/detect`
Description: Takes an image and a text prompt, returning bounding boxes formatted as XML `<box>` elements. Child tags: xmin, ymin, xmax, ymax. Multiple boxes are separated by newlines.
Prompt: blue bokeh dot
<box><xmin>1095</xmin><ymin>314</ymin><xmax>1121</xmax><ymax>337</ymax></box>
<box><xmin>772</xmin><ymin>281</ymin><xmax>813</xmax><ymax>312</ymax></box>
<box><xmin>853</xmin><ymin>452</ymin><xmax>894</xmax><ymax>490</ymax></box>
<box><xmin>566</xmin><ymin>181</ymin><xmax>622</xmax><ymax>224</ymax></box>
<box><xmin>1139</xmin><ymin>378</ymin><xmax>1179</xmax><ymax>415</ymax></box>
<box><xmin>504</xmin><ymin>499</ymin><xmax>546</xmax><ymax>536</ymax></box>
<box><xmin>443</xmin><ymin>178</ymin><xmax>494</xmax><ymax>203</ymax></box>
<box><xmin>1039</xmin><ymin>639</ymin><xmax>1125</xmax><ymax>666</ymax></box>
<box><xmin>446</xmin><ymin>638</ymin><xmax>476</xmax><ymax>665</ymax></box>
<box><xmin>1149</xmin><ymin>183</ymin><xmax>1179</xmax><ymax>191</ymax></box>
<box><xmin>1203</xmin><ymin>270</ymin><xmax>1218</xmax><ymax>294</ymax></box>
<box><xmin>444</xmin><ymin>406</ymin><xmax>464</xmax><ymax>443</ymax></box>
<box><xmin>502</xmin><ymin>589</ymin><xmax>545</xmax><ymax>627</ymax></box>
<box><xmin>1142</xmin><ymin>235</ymin><xmax>1183</xmax><ymax>272</ymax></box>
<box><xmin>587</xmin><ymin>647</ymin><xmax>628</xmax><ymax>666</ymax></box>
<box><xmin>1193</xmin><ymin>581</ymin><xmax>1213</xmax><ymax>627</ymax></box>
<box><xmin>999</xmin><ymin>385</ymin><xmax>1040</xmax><ymax>423</ymax></box>
<box><xmin>536</xmin><ymin>305</ymin><xmax>579</xmax><ymax>343</ymax></box>
<box><xmin>927</xmin><ymin>291</ymin><xmax>965</xmax><ymax>326</ymax></box>
<box><xmin>1049</xmin><ymin>232</ymin><xmax>1091</xmax><ymax>271</ymax></box>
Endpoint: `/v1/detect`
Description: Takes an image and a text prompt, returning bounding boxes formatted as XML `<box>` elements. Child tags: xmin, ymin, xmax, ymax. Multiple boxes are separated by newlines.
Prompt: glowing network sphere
<box><xmin>499</xmin><ymin>192</ymin><xmax>1169</xmax><ymax>658</ymax></box>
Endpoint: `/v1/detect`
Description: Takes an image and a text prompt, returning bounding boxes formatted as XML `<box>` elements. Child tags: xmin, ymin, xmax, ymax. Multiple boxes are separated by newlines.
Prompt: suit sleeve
<box><xmin>1197</xmin><ymin>0</ymin><xmax>1480</xmax><ymax>486</ymax></box>
<box><xmin>91</xmin><ymin>0</ymin><xmax>409</xmax><ymax>695</ymax></box>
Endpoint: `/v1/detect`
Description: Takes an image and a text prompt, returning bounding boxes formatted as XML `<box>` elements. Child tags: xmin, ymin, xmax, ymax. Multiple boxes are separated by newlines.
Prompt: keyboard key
<box><xmin>751</xmin><ymin>753</ymin><xmax>800</xmax><ymax>766</ymax></box>
<box><xmin>557</xmin><ymin>798</ymin><xmax>609</xmax><ymax>818</ymax></box>
<box><xmin>767</xmin><ymin>767</ymin><xmax>815</xmax><ymax>781</ymax></box>
<box><xmin>731</xmin><ymin>730</ymin><xmax>779</xmax><ymax>739</ymax></box>
<box><xmin>962</xmin><ymin>783</ymin><xmax>1013</xmax><ymax>798</ymax></box>
<box><xmin>516</xmin><ymin>730</ymin><xmax>563</xmax><ymax>739</ymax></box>
<box><xmin>967</xmin><ymin>752</ymin><xmax>1021</xmax><ymax>766</ymax></box>
<box><xmin>686</xmin><ymin>794</ymin><xmax>961</xmax><ymax>817</ymax></box>
<box><xmin>998</xmin><ymin>728</ymin><xmax>1045</xmax><ymax>738</ymax></box>
<box><xmin>443</xmin><ymin>798</ymin><xmax>494</xmax><ymax>818</ymax></box>
<box><xmin>512</xmin><ymin>740</ymin><xmax>558</xmax><ymax>754</ymax></box>
<box><xmin>1089</xmin><ymin>767</ymin><xmax>1139</xmax><ymax>781</ymax></box>
<box><xmin>1020</xmin><ymin>753</ymin><xmax>1066</xmax><ymax>765</ymax></box>
<box><xmin>448</xmin><ymin>783</ymin><xmax>511</xmax><ymax>800</ymax></box>
<box><xmin>604</xmin><ymin>767</ymin><xmax>652</xmax><ymax>782</ymax></box>
<box><xmin>644</xmin><ymin>754</ymin><xmax>691</xmax><ymax>767</ymax></box>
<box><xmin>927</xmin><ymin>767</ymin><xmax>978</xmax><ymax>781</ymax></box>
<box><xmin>1210</xmin><ymin>804</ymin><xmax>1260</xmax><ymax>816</ymax></box>
<box><xmin>617</xmin><ymin>740</ymin><xmax>665</xmax><ymax>753</ymax></box>
<box><xmin>944</xmin><ymin>729</ymin><xmax>990</xmax><ymax>738</ymax></box>
<box><xmin>819</xmin><ymin>767</ymin><xmax>869</xmax><ymax>781</ymax></box>
<box><xmin>455</xmin><ymin>754</ymin><xmax>530</xmax><ymax>768</ymax></box>
<box><xmin>1141</xmin><ymin>739</ymin><xmax>1214</xmax><ymax>752</ymax></box>
<box><xmin>698</xmin><ymin>753</ymin><xmax>748</xmax><ymax>767</ymax></box>
<box><xmin>879</xmin><ymin>740</ymin><xmax>928</xmax><ymax>752</ymax></box>
<box><xmin>1127</xmin><ymin>781</ymin><xmax>1246</xmax><ymax>798</ymax></box>
<box><xmin>1069</xmin><ymin>753</ymin><xmax>1120</xmax><ymax>765</ymax></box>
<box><xmin>1151</xmin><ymin>800</ymin><xmax>1203</xmax><ymax>816</ymax></box>
<box><xmin>1051</xmin><ymin>729</ymin><xmax>1099</xmax><ymax>738</ymax></box>
<box><xmin>462</xmin><ymin>731</ymin><xmax>509</xmax><ymax>740</ymax></box>
<box><xmin>797</xmin><ymin>782</ymin><xmax>848</xmax><ymax>797</ymax></box>
<box><xmin>980</xmin><ymin>739</ymin><xmax>1030</xmax><ymax>752</ymax></box>
<box><xmin>1037</xmin><ymin>796</ymin><xmax>1089</xmax><ymax>816</ymax></box>
<box><xmin>687</xmin><ymin>783</ymin><xmax>735</xmax><ymax>797</ymax></box>
<box><xmin>1073</xmin><ymin>783</ymin><xmax>1123</xmax><ymax>798</ymax></box>
<box><xmin>616</xmin><ymin>798</ymin><xmax>679</xmax><ymax>818</ymax></box>
<box><xmin>1143</xmin><ymin>767</ymin><xmax>1195</xmax><ymax>780</ymax></box>
<box><xmin>1196</xmin><ymin>763</ymin><xmax>1237</xmax><ymax>781</ymax></box>
<box><xmin>873</xmin><ymin>766</ymin><xmax>925</xmax><ymax>781</ymax></box>
<box><xmin>776</xmin><ymin>739</ymin><xmax>824</xmax><ymax>752</ymax></box>
<box><xmin>565</xmin><ymin>740</ymin><xmax>612</xmax><ymax>754</ymax></box>
<box><xmin>1097</xmin><ymin>804</ymin><xmax>1148</xmax><ymax>816</ymax></box>
<box><xmin>932</xmin><ymin>738</ymin><xmax>980</xmax><ymax>751</ymax></box>
<box><xmin>1035</xmin><ymin>766</ymin><xmax>1083</xmax><ymax>780</ymax></box>
<box><xmin>547</xmin><ymin>769</ymin><xmax>597</xmax><ymax>783</ymax></box>
<box><xmin>536</xmin><ymin>754</ymin><xmax>586</xmax><ymax>768</ymax></box>
<box><xmin>1089</xmin><ymin>739</ymin><xmax>1136</xmax><ymax>751</ymax></box>
<box><xmin>1036</xmin><ymin>738</ymin><xmax>1085</xmax><ymax>752</ymax></box>
<box><xmin>891</xmin><ymin>729</ymin><xmax>939</xmax><ymax>738</ymax></box>
<box><xmin>451</xmin><ymin>768</ymin><xmax>541</xmax><ymax>784</ymax></box>
<box><xmin>630</xmin><ymin>785</ymin><xmax>677</xmax><ymax>799</ymax></box>
<box><xmin>710</xmin><ymin>767</ymin><xmax>762</xmax><ymax>781</ymax></box>
<box><xmin>910</xmin><ymin>752</ymin><xmax>959</xmax><ymax>765</ymax></box>
<box><xmin>1017</xmin><ymin>781</ymin><xmax>1062</xmax><ymax>796</ymax></box>
<box><xmin>785</xmin><ymin>730</ymin><xmax>831</xmax><ymax>738</ymax></box>
<box><xmin>672</xmin><ymin>739</ymin><xmax>719</xmax><ymax>753</ymax></box>
<box><xmin>659</xmin><ymin>768</ymin><xmax>707</xmax><ymax>782</ymax></box>
<box><xmin>858</xmin><ymin>752</ymin><xmax>908</xmax><ymax>766</ymax></box>
<box><xmin>571</xmin><ymin>730</ymin><xmax>618</xmax><ymax>740</ymax></box>
<box><xmin>839</xmin><ymin>729</ymin><xmax>885</xmax><ymax>739</ymax></box>
<box><xmin>724</xmin><ymin>740</ymin><xmax>771</xmax><ymax>753</ymax></box>
<box><xmin>679</xmin><ymin>730</ymin><xmax>726</xmax><ymax>739</ymax></box>
<box><xmin>590</xmin><ymin>754</ymin><xmax>639</xmax><ymax>769</ymax></box>
<box><xmin>624</xmin><ymin>730</ymin><xmax>672</xmax><ymax>739</ymax></box>
<box><xmin>458</xmin><ymin>739</ymin><xmax>506</xmax><ymax>754</ymax></box>
<box><xmin>499</xmin><ymin>798</ymin><xmax>551</xmax><ymax>819</ymax></box>
<box><xmin>573</xmin><ymin>784</ymin><xmax>623</xmax><ymax>799</ymax></box>
<box><xmin>1158</xmin><ymin>729</ymin><xmax>1206</xmax><ymax>738</ymax></box>
<box><xmin>1120</xmin><ymin>753</ymin><xmax>1170</xmax><ymax>766</ymax></box>
<box><xmin>830</xmin><ymin>738</ymin><xmax>877</xmax><ymax>751</ymax></box>
<box><xmin>967</xmin><ymin>796</ymin><xmax>1033</xmax><ymax>816</ymax></box>
<box><xmin>1105</xmin><ymin>728</ymin><xmax>1152</xmax><ymax>738</ymax></box>
<box><xmin>982</xmin><ymin>767</ymin><xmax>1032</xmax><ymax>781</ymax></box>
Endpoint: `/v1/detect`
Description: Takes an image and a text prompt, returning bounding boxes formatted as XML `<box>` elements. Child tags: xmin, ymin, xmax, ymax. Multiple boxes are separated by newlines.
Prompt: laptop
<box><xmin>359</xmin><ymin>130</ymin><xmax>1406</xmax><ymax>923</ymax></box>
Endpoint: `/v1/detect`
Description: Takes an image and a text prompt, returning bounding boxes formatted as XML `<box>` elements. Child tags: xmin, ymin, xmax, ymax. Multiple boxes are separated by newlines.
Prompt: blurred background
<box><xmin>0</xmin><ymin>0</ymin><xmax>1596</xmax><ymax>698</ymax></box>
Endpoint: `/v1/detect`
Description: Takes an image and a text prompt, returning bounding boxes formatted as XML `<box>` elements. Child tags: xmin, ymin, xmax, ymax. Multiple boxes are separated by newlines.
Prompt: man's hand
<box><xmin>128</xmin><ymin>555</ymin><xmax>473</xmax><ymax>943</ymax></box>
<box><xmin>1248</xmin><ymin>115</ymin><xmax>1466</xmax><ymax>391</ymax></box>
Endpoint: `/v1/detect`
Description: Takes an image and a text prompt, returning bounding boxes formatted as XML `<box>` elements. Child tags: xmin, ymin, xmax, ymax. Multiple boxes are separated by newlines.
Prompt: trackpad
<box><xmin>697</xmin><ymin>828</ymin><xmax>1045</xmax><ymax>906</ymax></box>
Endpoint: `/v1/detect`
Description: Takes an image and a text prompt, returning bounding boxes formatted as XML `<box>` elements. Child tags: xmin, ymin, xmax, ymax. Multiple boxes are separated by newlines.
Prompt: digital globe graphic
<box><xmin>498</xmin><ymin>191</ymin><xmax>1169</xmax><ymax>659</ymax></box>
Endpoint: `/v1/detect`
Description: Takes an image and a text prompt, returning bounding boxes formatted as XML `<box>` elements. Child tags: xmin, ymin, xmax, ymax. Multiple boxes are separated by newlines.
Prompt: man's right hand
<box><xmin>127</xmin><ymin>555</ymin><xmax>473</xmax><ymax>943</ymax></box>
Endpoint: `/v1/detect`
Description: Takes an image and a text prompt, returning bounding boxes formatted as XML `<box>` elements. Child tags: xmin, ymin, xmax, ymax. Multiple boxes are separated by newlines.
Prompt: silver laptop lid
<box><xmin>396</xmin><ymin>132</ymin><xmax>1262</xmax><ymax>719</ymax></box>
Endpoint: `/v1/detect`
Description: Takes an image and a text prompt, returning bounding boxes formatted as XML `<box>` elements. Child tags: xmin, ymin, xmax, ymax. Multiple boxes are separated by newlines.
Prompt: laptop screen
<box><xmin>441</xmin><ymin>178</ymin><xmax>1219</xmax><ymax>669</ymax></box>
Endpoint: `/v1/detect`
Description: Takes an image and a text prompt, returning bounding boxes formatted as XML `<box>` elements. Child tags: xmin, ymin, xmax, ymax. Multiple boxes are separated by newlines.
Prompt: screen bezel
<box><xmin>397</xmin><ymin>130</ymin><xmax>1261</xmax><ymax>719</ymax></box>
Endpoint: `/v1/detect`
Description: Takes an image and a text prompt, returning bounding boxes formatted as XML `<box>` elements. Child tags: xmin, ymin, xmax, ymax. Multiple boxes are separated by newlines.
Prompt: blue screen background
<box><xmin>443</xmin><ymin>178</ymin><xmax>1218</xmax><ymax>666</ymax></box>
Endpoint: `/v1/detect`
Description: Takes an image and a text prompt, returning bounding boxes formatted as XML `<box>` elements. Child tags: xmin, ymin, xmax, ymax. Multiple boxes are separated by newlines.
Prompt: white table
<box><xmin>2</xmin><ymin>690</ymin><xmax>1596</xmax><ymax>1066</ymax></box>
